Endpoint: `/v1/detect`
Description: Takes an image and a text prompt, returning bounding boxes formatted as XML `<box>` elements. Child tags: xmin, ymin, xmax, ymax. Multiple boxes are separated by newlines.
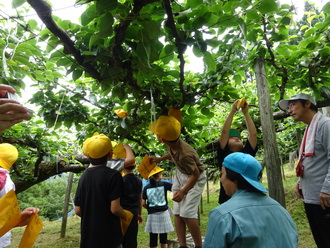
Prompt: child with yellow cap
<box><xmin>74</xmin><ymin>133</ymin><xmax>128</xmax><ymax>248</ymax></box>
<box><xmin>0</xmin><ymin>143</ymin><xmax>39</xmax><ymax>247</ymax></box>
<box><xmin>113</xmin><ymin>142</ymin><xmax>143</xmax><ymax>248</ymax></box>
<box><xmin>149</xmin><ymin>116</ymin><xmax>206</xmax><ymax>248</ymax></box>
<box><xmin>142</xmin><ymin>165</ymin><xmax>174</xmax><ymax>248</ymax></box>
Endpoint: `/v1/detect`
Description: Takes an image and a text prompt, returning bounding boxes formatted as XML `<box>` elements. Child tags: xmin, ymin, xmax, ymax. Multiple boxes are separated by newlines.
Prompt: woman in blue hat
<box><xmin>204</xmin><ymin>153</ymin><xmax>298</xmax><ymax>248</ymax></box>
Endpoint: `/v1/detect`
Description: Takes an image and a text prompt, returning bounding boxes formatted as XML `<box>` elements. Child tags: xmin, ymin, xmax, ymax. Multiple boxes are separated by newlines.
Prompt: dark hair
<box><xmin>225</xmin><ymin>167</ymin><xmax>261</xmax><ymax>192</ymax></box>
<box><xmin>125</xmin><ymin>165</ymin><xmax>136</xmax><ymax>171</ymax></box>
<box><xmin>300</xmin><ymin>99</ymin><xmax>318</xmax><ymax>112</ymax></box>
<box><xmin>89</xmin><ymin>153</ymin><xmax>109</xmax><ymax>165</ymax></box>
<box><xmin>149</xmin><ymin>174</ymin><xmax>157</xmax><ymax>186</ymax></box>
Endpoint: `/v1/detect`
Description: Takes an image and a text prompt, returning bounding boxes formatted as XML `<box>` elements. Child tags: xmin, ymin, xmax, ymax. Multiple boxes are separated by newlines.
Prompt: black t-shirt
<box><xmin>142</xmin><ymin>180</ymin><xmax>172</xmax><ymax>214</ymax></box>
<box><xmin>121</xmin><ymin>173</ymin><xmax>142</xmax><ymax>215</ymax></box>
<box><xmin>74</xmin><ymin>166</ymin><xmax>123</xmax><ymax>248</ymax></box>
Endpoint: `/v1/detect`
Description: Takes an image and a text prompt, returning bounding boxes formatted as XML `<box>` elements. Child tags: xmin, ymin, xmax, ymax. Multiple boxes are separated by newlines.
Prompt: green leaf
<box><xmin>201</xmin><ymin>107</ymin><xmax>210</xmax><ymax>116</ymax></box>
<box><xmin>27</xmin><ymin>19</ymin><xmax>38</xmax><ymax>31</ymax></box>
<box><xmin>187</xmin><ymin>0</ymin><xmax>203</xmax><ymax>8</ymax></box>
<box><xmin>13</xmin><ymin>55</ymin><xmax>32</xmax><ymax>67</ymax></box>
<box><xmin>89</xmin><ymin>35</ymin><xmax>100</xmax><ymax>50</ymax></box>
<box><xmin>234</xmin><ymin>74</ymin><xmax>241</xmax><ymax>84</ymax></box>
<box><xmin>281</xmin><ymin>17</ymin><xmax>291</xmax><ymax>25</ymax></box>
<box><xmin>304</xmin><ymin>27</ymin><xmax>317</xmax><ymax>37</ymax></box>
<box><xmin>12</xmin><ymin>0</ymin><xmax>25</xmax><ymax>8</ymax></box>
<box><xmin>142</xmin><ymin>21</ymin><xmax>161</xmax><ymax>40</ymax></box>
<box><xmin>203</xmin><ymin>52</ymin><xmax>216</xmax><ymax>72</ymax></box>
<box><xmin>81</xmin><ymin>5</ymin><xmax>97</xmax><ymax>26</ymax></box>
<box><xmin>258</xmin><ymin>0</ymin><xmax>278</xmax><ymax>14</ymax></box>
<box><xmin>98</xmin><ymin>13</ymin><xmax>114</xmax><ymax>38</ymax></box>
<box><xmin>136</xmin><ymin>42</ymin><xmax>151</xmax><ymax>68</ymax></box>
<box><xmin>246</xmin><ymin>9</ymin><xmax>259</xmax><ymax>20</ymax></box>
<box><xmin>96</xmin><ymin>0</ymin><xmax>117</xmax><ymax>13</ymax></box>
<box><xmin>193</xmin><ymin>44</ymin><xmax>204</xmax><ymax>57</ymax></box>
<box><xmin>321</xmin><ymin>2</ymin><xmax>330</xmax><ymax>14</ymax></box>
<box><xmin>276</xmin><ymin>44</ymin><xmax>290</xmax><ymax>56</ymax></box>
<box><xmin>72</xmin><ymin>70</ymin><xmax>83</xmax><ymax>81</ymax></box>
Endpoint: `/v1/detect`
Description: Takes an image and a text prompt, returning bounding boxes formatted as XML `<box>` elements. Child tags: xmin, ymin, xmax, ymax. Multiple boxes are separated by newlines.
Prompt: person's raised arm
<box><xmin>219</xmin><ymin>101</ymin><xmax>238</xmax><ymax>149</ymax></box>
<box><xmin>123</xmin><ymin>144</ymin><xmax>135</xmax><ymax>167</ymax></box>
<box><xmin>241</xmin><ymin>102</ymin><xmax>257</xmax><ymax>150</ymax></box>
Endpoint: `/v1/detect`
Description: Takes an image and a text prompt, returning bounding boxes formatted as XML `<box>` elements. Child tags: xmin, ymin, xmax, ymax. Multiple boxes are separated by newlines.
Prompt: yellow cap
<box><xmin>148</xmin><ymin>165</ymin><xmax>164</xmax><ymax>178</ymax></box>
<box><xmin>149</xmin><ymin>115</ymin><xmax>181</xmax><ymax>141</ymax></box>
<box><xmin>0</xmin><ymin>143</ymin><xmax>19</xmax><ymax>171</ymax></box>
<box><xmin>82</xmin><ymin>132</ymin><xmax>112</xmax><ymax>159</ymax></box>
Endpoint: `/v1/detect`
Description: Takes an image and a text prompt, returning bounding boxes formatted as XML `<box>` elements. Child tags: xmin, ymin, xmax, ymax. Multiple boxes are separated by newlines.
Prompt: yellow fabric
<box><xmin>82</xmin><ymin>132</ymin><xmax>112</xmax><ymax>159</ymax></box>
<box><xmin>149</xmin><ymin>115</ymin><xmax>181</xmax><ymax>141</ymax></box>
<box><xmin>0</xmin><ymin>189</ymin><xmax>21</xmax><ymax>236</ymax></box>
<box><xmin>111</xmin><ymin>141</ymin><xmax>117</xmax><ymax>148</ymax></box>
<box><xmin>137</xmin><ymin>155</ymin><xmax>157</xmax><ymax>179</ymax></box>
<box><xmin>236</xmin><ymin>97</ymin><xmax>246</xmax><ymax>109</ymax></box>
<box><xmin>18</xmin><ymin>213</ymin><xmax>43</xmax><ymax>248</ymax></box>
<box><xmin>148</xmin><ymin>165</ymin><xmax>164</xmax><ymax>178</ymax></box>
<box><xmin>114</xmin><ymin>109</ymin><xmax>128</xmax><ymax>118</ymax></box>
<box><xmin>112</xmin><ymin>142</ymin><xmax>126</xmax><ymax>159</ymax></box>
<box><xmin>168</xmin><ymin>106</ymin><xmax>182</xmax><ymax>122</ymax></box>
<box><xmin>0</xmin><ymin>143</ymin><xmax>18</xmax><ymax>171</ymax></box>
<box><xmin>121</xmin><ymin>210</ymin><xmax>133</xmax><ymax>235</ymax></box>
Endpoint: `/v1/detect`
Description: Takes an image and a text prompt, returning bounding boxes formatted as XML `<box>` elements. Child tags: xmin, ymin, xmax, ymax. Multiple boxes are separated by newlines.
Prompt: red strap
<box><xmin>0</xmin><ymin>170</ymin><xmax>7</xmax><ymax>191</ymax></box>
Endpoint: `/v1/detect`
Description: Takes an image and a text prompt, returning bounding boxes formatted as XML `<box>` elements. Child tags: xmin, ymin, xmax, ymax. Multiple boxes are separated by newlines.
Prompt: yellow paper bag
<box><xmin>121</xmin><ymin>210</ymin><xmax>133</xmax><ymax>235</ymax></box>
<box><xmin>18</xmin><ymin>213</ymin><xmax>43</xmax><ymax>248</ymax></box>
<box><xmin>113</xmin><ymin>142</ymin><xmax>126</xmax><ymax>159</ymax></box>
<box><xmin>137</xmin><ymin>155</ymin><xmax>156</xmax><ymax>179</ymax></box>
<box><xmin>0</xmin><ymin>189</ymin><xmax>21</xmax><ymax>236</ymax></box>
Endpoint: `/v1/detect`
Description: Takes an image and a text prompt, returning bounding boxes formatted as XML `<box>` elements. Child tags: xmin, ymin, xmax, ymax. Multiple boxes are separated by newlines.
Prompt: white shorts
<box><xmin>172</xmin><ymin>169</ymin><xmax>206</xmax><ymax>219</ymax></box>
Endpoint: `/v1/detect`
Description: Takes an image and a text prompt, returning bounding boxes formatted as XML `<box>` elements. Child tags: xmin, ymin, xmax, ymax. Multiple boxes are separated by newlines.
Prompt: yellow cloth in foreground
<box><xmin>0</xmin><ymin>189</ymin><xmax>21</xmax><ymax>236</ymax></box>
<box><xmin>0</xmin><ymin>189</ymin><xmax>43</xmax><ymax>248</ymax></box>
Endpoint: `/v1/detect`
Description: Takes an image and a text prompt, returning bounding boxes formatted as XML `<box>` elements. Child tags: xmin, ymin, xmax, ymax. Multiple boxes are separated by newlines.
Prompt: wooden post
<box><xmin>254</xmin><ymin>57</ymin><xmax>286</xmax><ymax>207</ymax></box>
<box><xmin>60</xmin><ymin>172</ymin><xmax>74</xmax><ymax>238</ymax></box>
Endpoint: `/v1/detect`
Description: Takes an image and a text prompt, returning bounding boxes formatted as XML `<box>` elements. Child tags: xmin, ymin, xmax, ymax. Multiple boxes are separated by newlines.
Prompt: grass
<box><xmin>10</xmin><ymin>165</ymin><xmax>316</xmax><ymax>248</ymax></box>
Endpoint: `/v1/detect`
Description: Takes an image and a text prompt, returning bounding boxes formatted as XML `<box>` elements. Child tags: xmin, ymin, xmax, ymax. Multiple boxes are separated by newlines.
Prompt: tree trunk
<box><xmin>60</xmin><ymin>172</ymin><xmax>74</xmax><ymax>238</ymax></box>
<box><xmin>254</xmin><ymin>57</ymin><xmax>286</xmax><ymax>207</ymax></box>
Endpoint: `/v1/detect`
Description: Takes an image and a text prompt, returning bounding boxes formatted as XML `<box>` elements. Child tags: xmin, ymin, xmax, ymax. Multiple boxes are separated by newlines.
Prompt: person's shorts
<box><xmin>172</xmin><ymin>169</ymin><xmax>206</xmax><ymax>219</ymax></box>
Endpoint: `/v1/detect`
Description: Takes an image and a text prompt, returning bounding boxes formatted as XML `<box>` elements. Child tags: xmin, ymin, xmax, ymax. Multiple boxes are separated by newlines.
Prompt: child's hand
<box><xmin>172</xmin><ymin>190</ymin><xmax>184</xmax><ymax>202</ymax></box>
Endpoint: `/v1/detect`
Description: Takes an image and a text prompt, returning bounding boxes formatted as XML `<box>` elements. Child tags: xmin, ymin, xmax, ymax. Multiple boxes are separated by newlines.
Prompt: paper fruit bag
<box><xmin>137</xmin><ymin>154</ymin><xmax>156</xmax><ymax>179</ymax></box>
<box><xmin>0</xmin><ymin>189</ymin><xmax>21</xmax><ymax>236</ymax></box>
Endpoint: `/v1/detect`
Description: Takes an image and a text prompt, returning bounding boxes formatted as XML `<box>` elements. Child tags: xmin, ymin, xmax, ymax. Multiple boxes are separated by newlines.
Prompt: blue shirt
<box><xmin>203</xmin><ymin>190</ymin><xmax>298</xmax><ymax>248</ymax></box>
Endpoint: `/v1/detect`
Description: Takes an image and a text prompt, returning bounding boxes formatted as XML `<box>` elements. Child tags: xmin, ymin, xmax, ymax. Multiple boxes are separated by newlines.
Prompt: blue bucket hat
<box><xmin>223</xmin><ymin>152</ymin><xmax>268</xmax><ymax>193</ymax></box>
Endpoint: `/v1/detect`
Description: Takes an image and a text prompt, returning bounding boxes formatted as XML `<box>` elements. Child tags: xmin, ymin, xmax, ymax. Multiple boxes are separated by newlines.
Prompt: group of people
<box><xmin>1</xmin><ymin>83</ymin><xmax>330</xmax><ymax>248</ymax></box>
